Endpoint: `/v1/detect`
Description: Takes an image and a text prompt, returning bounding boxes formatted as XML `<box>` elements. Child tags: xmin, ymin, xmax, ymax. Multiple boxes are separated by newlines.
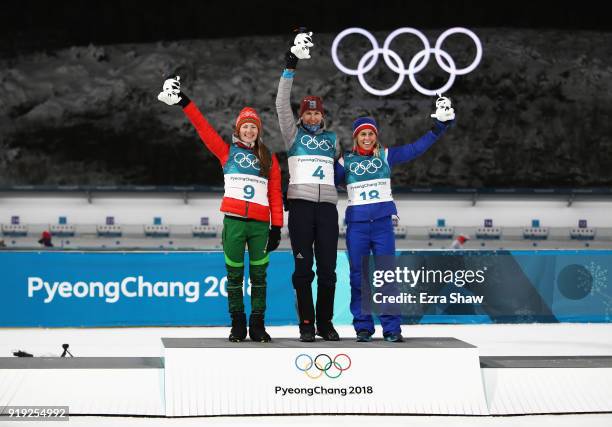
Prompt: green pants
<box><xmin>222</xmin><ymin>216</ymin><xmax>270</xmax><ymax>314</ymax></box>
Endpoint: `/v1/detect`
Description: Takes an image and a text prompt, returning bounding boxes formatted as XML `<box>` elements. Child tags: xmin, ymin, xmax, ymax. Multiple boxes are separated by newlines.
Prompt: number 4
<box><xmin>312</xmin><ymin>166</ymin><xmax>325</xmax><ymax>180</ymax></box>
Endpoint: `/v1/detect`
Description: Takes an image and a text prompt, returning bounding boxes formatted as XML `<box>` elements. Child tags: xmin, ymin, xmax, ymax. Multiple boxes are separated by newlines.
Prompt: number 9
<box><xmin>243</xmin><ymin>185</ymin><xmax>255</xmax><ymax>199</ymax></box>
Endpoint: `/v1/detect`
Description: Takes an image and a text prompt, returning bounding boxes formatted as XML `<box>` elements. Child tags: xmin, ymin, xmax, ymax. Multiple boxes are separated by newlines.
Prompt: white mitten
<box><xmin>290</xmin><ymin>32</ymin><xmax>314</xmax><ymax>59</ymax></box>
<box><xmin>157</xmin><ymin>76</ymin><xmax>182</xmax><ymax>106</ymax></box>
<box><xmin>430</xmin><ymin>95</ymin><xmax>455</xmax><ymax>122</ymax></box>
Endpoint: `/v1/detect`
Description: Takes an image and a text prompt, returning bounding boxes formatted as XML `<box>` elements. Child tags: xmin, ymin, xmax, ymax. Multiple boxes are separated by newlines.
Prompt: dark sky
<box><xmin>2</xmin><ymin>0</ymin><xmax>610</xmax><ymax>55</ymax></box>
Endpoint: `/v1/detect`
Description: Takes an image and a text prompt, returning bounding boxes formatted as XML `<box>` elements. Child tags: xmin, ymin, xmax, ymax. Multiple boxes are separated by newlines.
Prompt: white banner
<box><xmin>288</xmin><ymin>156</ymin><xmax>335</xmax><ymax>186</ymax></box>
<box><xmin>347</xmin><ymin>179</ymin><xmax>393</xmax><ymax>206</ymax></box>
<box><xmin>224</xmin><ymin>174</ymin><xmax>269</xmax><ymax>206</ymax></box>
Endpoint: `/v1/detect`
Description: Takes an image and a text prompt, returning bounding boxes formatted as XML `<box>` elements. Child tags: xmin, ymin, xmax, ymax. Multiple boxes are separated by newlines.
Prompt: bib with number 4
<box><xmin>223</xmin><ymin>144</ymin><xmax>269</xmax><ymax>206</ymax></box>
<box><xmin>343</xmin><ymin>149</ymin><xmax>393</xmax><ymax>206</ymax></box>
<box><xmin>287</xmin><ymin>128</ymin><xmax>337</xmax><ymax>186</ymax></box>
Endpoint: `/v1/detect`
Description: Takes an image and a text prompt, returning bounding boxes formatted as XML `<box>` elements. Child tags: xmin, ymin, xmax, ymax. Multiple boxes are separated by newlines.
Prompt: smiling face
<box><xmin>301</xmin><ymin>110</ymin><xmax>323</xmax><ymax>126</ymax></box>
<box><xmin>238</xmin><ymin>122</ymin><xmax>259</xmax><ymax>143</ymax></box>
<box><xmin>355</xmin><ymin>129</ymin><xmax>377</xmax><ymax>152</ymax></box>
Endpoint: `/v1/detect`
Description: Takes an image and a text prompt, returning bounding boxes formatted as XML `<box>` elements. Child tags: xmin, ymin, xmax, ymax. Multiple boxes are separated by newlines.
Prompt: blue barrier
<box><xmin>1</xmin><ymin>251</ymin><xmax>296</xmax><ymax>327</ymax></box>
<box><xmin>0</xmin><ymin>250</ymin><xmax>610</xmax><ymax>327</ymax></box>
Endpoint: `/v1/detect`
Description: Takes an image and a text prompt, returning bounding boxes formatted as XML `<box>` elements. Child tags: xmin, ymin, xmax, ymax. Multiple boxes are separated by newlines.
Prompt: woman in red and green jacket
<box><xmin>158</xmin><ymin>77</ymin><xmax>283</xmax><ymax>342</ymax></box>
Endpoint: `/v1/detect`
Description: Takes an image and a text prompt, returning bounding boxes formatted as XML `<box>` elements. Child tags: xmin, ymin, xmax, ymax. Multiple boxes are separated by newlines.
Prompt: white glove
<box><xmin>290</xmin><ymin>32</ymin><xmax>314</xmax><ymax>59</ymax></box>
<box><xmin>430</xmin><ymin>95</ymin><xmax>455</xmax><ymax>122</ymax></box>
<box><xmin>157</xmin><ymin>76</ymin><xmax>182</xmax><ymax>106</ymax></box>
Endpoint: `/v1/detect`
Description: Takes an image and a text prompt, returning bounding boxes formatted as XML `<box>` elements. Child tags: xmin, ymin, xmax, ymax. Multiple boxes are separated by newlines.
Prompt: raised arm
<box><xmin>182</xmin><ymin>102</ymin><xmax>230</xmax><ymax>164</ymax></box>
<box><xmin>387</xmin><ymin>96</ymin><xmax>456</xmax><ymax>167</ymax></box>
<box><xmin>386</xmin><ymin>129</ymin><xmax>442</xmax><ymax>167</ymax></box>
<box><xmin>275</xmin><ymin>71</ymin><xmax>298</xmax><ymax>150</ymax></box>
<box><xmin>158</xmin><ymin>76</ymin><xmax>229</xmax><ymax>164</ymax></box>
<box><xmin>275</xmin><ymin>30</ymin><xmax>314</xmax><ymax>150</ymax></box>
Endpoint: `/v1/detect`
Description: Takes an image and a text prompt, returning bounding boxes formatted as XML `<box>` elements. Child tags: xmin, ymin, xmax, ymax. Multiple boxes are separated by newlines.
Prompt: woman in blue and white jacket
<box><xmin>335</xmin><ymin>98</ymin><xmax>456</xmax><ymax>342</ymax></box>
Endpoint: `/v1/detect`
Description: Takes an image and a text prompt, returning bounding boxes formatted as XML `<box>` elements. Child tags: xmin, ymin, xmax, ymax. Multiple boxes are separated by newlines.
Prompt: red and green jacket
<box><xmin>183</xmin><ymin>102</ymin><xmax>283</xmax><ymax>227</ymax></box>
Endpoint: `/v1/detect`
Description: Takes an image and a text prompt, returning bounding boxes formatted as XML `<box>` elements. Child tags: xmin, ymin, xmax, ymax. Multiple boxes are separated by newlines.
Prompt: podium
<box><xmin>2</xmin><ymin>338</ymin><xmax>611</xmax><ymax>416</ymax></box>
<box><xmin>162</xmin><ymin>337</ymin><xmax>489</xmax><ymax>416</ymax></box>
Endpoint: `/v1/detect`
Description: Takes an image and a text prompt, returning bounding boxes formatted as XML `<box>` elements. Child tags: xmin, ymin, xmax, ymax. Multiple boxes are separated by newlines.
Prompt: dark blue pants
<box><xmin>288</xmin><ymin>199</ymin><xmax>338</xmax><ymax>326</ymax></box>
<box><xmin>347</xmin><ymin>216</ymin><xmax>401</xmax><ymax>335</ymax></box>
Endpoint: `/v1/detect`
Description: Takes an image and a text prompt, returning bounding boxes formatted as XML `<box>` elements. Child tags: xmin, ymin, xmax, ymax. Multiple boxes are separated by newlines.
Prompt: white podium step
<box><xmin>162</xmin><ymin>337</ymin><xmax>489</xmax><ymax>416</ymax></box>
<box><xmin>481</xmin><ymin>356</ymin><xmax>612</xmax><ymax>414</ymax></box>
<box><xmin>0</xmin><ymin>357</ymin><xmax>164</xmax><ymax>415</ymax></box>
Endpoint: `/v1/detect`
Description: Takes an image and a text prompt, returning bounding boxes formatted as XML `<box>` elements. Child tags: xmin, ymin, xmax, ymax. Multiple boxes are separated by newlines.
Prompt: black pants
<box><xmin>288</xmin><ymin>199</ymin><xmax>339</xmax><ymax>327</ymax></box>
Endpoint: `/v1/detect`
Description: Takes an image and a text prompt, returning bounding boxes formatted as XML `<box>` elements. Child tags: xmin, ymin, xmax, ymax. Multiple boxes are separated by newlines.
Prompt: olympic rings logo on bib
<box><xmin>233</xmin><ymin>152</ymin><xmax>260</xmax><ymax>170</ymax></box>
<box><xmin>300</xmin><ymin>135</ymin><xmax>332</xmax><ymax>151</ymax></box>
<box><xmin>348</xmin><ymin>158</ymin><xmax>383</xmax><ymax>176</ymax></box>
<box><xmin>295</xmin><ymin>353</ymin><xmax>352</xmax><ymax>379</ymax></box>
<box><xmin>331</xmin><ymin>27</ymin><xmax>482</xmax><ymax>96</ymax></box>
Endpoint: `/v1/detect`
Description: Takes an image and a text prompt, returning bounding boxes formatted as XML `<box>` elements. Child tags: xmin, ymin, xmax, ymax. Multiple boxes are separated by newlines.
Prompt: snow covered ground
<box><xmin>1</xmin><ymin>323</ymin><xmax>611</xmax><ymax>426</ymax></box>
<box><xmin>3</xmin><ymin>323</ymin><xmax>612</xmax><ymax>358</ymax></box>
<box><xmin>3</xmin><ymin>413</ymin><xmax>608</xmax><ymax>427</ymax></box>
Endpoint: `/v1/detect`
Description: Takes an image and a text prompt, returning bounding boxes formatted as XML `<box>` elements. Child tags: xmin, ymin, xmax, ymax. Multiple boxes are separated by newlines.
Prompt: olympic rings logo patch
<box><xmin>348</xmin><ymin>158</ymin><xmax>383</xmax><ymax>176</ymax></box>
<box><xmin>233</xmin><ymin>152</ymin><xmax>260</xmax><ymax>170</ymax></box>
<box><xmin>295</xmin><ymin>353</ymin><xmax>352</xmax><ymax>379</ymax></box>
<box><xmin>331</xmin><ymin>27</ymin><xmax>482</xmax><ymax>96</ymax></box>
<box><xmin>300</xmin><ymin>135</ymin><xmax>332</xmax><ymax>151</ymax></box>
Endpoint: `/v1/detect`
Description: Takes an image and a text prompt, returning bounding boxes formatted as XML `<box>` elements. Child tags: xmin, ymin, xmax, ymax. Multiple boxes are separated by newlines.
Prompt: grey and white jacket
<box><xmin>275</xmin><ymin>70</ymin><xmax>340</xmax><ymax>205</ymax></box>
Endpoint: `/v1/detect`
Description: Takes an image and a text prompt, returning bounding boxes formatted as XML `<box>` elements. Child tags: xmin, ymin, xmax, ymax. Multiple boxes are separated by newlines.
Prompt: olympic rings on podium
<box><xmin>295</xmin><ymin>353</ymin><xmax>352</xmax><ymax>379</ymax></box>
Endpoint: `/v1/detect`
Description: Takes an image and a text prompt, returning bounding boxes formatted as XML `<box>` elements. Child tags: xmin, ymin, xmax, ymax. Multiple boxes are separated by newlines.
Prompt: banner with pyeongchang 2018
<box><xmin>0</xmin><ymin>251</ymin><xmax>304</xmax><ymax>327</ymax></box>
<box><xmin>1</xmin><ymin>250</ymin><xmax>611</xmax><ymax>327</ymax></box>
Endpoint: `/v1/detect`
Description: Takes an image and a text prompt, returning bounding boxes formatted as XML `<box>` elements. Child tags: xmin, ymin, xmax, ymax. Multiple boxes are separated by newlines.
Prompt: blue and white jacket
<box><xmin>335</xmin><ymin>123</ymin><xmax>450</xmax><ymax>223</ymax></box>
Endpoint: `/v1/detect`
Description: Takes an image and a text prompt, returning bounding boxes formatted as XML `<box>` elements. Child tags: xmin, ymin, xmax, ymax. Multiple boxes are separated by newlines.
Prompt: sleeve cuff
<box><xmin>282</xmin><ymin>69</ymin><xmax>295</xmax><ymax>79</ymax></box>
<box><xmin>178</xmin><ymin>92</ymin><xmax>191</xmax><ymax>108</ymax></box>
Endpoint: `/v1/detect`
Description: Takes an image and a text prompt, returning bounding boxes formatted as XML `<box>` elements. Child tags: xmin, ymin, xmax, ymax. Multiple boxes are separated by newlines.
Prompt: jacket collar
<box><xmin>354</xmin><ymin>145</ymin><xmax>375</xmax><ymax>156</ymax></box>
<box><xmin>298</xmin><ymin>120</ymin><xmax>326</xmax><ymax>135</ymax></box>
<box><xmin>232</xmin><ymin>134</ymin><xmax>255</xmax><ymax>149</ymax></box>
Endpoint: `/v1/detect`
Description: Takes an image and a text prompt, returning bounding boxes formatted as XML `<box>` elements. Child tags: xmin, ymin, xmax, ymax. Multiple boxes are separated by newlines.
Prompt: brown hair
<box><xmin>254</xmin><ymin>137</ymin><xmax>272</xmax><ymax>178</ymax></box>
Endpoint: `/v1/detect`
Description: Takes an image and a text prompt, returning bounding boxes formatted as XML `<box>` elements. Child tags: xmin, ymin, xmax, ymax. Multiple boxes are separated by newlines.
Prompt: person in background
<box><xmin>450</xmin><ymin>233</ymin><xmax>470</xmax><ymax>249</ymax></box>
<box><xmin>38</xmin><ymin>230</ymin><xmax>53</xmax><ymax>247</ymax></box>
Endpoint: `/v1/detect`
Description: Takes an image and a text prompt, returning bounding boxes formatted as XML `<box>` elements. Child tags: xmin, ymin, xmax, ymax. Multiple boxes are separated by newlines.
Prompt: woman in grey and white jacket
<box><xmin>275</xmin><ymin>30</ymin><xmax>341</xmax><ymax>342</ymax></box>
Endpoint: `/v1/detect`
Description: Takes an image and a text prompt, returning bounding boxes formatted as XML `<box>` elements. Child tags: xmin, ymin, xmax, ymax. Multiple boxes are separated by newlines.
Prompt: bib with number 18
<box><xmin>343</xmin><ymin>149</ymin><xmax>393</xmax><ymax>206</ymax></box>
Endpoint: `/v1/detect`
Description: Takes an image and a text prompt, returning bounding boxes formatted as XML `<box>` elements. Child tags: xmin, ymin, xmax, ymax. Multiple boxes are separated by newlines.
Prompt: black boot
<box><xmin>228</xmin><ymin>312</ymin><xmax>247</xmax><ymax>342</ymax></box>
<box><xmin>316</xmin><ymin>321</ymin><xmax>340</xmax><ymax>341</ymax></box>
<box><xmin>249</xmin><ymin>313</ymin><xmax>271</xmax><ymax>342</ymax></box>
<box><xmin>299</xmin><ymin>322</ymin><xmax>316</xmax><ymax>342</ymax></box>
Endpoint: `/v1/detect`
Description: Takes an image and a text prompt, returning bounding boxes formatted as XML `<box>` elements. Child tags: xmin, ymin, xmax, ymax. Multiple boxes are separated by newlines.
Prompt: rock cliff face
<box><xmin>1</xmin><ymin>30</ymin><xmax>611</xmax><ymax>187</ymax></box>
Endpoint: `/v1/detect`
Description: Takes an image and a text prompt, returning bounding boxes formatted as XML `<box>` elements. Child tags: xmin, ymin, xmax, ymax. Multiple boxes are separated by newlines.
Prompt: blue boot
<box><xmin>383</xmin><ymin>332</ymin><xmax>403</xmax><ymax>343</ymax></box>
<box><xmin>356</xmin><ymin>330</ymin><xmax>373</xmax><ymax>342</ymax></box>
